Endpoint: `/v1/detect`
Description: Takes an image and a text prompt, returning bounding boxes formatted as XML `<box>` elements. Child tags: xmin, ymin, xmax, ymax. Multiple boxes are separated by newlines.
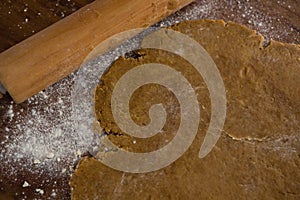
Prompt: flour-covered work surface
<box><xmin>0</xmin><ymin>1</ymin><xmax>299</xmax><ymax>199</ymax></box>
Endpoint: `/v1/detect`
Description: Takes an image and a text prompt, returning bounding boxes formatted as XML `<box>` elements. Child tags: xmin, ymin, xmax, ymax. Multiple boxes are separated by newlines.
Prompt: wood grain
<box><xmin>0</xmin><ymin>0</ymin><xmax>94</xmax><ymax>53</ymax></box>
<box><xmin>0</xmin><ymin>0</ymin><xmax>193</xmax><ymax>103</ymax></box>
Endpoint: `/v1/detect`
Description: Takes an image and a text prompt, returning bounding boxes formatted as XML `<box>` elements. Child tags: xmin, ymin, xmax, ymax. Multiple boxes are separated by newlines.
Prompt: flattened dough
<box><xmin>70</xmin><ymin>20</ymin><xmax>300</xmax><ymax>199</ymax></box>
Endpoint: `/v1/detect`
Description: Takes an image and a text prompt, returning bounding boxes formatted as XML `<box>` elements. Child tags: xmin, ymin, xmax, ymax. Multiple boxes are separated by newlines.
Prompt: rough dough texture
<box><xmin>70</xmin><ymin>20</ymin><xmax>300</xmax><ymax>199</ymax></box>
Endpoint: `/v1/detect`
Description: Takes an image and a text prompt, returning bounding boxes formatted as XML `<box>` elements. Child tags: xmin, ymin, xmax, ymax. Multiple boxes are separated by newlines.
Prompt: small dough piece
<box><xmin>70</xmin><ymin>20</ymin><xmax>300</xmax><ymax>199</ymax></box>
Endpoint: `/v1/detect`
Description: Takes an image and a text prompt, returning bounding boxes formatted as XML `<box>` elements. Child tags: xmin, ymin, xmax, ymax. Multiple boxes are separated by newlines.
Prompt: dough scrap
<box><xmin>70</xmin><ymin>20</ymin><xmax>300</xmax><ymax>199</ymax></box>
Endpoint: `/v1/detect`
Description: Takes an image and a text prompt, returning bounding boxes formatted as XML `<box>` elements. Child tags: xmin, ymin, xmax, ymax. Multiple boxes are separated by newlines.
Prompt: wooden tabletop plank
<box><xmin>0</xmin><ymin>0</ymin><xmax>94</xmax><ymax>53</ymax></box>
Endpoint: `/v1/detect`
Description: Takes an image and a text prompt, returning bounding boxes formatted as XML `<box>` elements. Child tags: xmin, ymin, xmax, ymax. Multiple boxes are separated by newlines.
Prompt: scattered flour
<box><xmin>0</xmin><ymin>0</ymin><xmax>298</xmax><ymax>198</ymax></box>
<box><xmin>1</xmin><ymin>0</ymin><xmax>298</xmax><ymax>177</ymax></box>
<box><xmin>22</xmin><ymin>181</ymin><xmax>30</xmax><ymax>188</ymax></box>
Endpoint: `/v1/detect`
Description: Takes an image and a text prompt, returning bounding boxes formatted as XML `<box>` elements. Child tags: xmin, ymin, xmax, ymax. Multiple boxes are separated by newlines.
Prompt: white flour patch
<box><xmin>0</xmin><ymin>76</ymin><xmax>100</xmax><ymax>175</ymax></box>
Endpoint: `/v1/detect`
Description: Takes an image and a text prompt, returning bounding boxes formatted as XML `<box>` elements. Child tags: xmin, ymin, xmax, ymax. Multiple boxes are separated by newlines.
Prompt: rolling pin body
<box><xmin>0</xmin><ymin>0</ymin><xmax>193</xmax><ymax>103</ymax></box>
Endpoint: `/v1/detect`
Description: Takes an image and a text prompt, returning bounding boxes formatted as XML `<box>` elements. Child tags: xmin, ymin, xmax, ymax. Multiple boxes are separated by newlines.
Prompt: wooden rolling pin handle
<box><xmin>0</xmin><ymin>0</ymin><xmax>194</xmax><ymax>103</ymax></box>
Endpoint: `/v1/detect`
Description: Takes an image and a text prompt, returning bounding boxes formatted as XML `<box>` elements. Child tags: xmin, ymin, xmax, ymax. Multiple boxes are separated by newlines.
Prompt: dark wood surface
<box><xmin>0</xmin><ymin>0</ymin><xmax>94</xmax><ymax>53</ymax></box>
<box><xmin>0</xmin><ymin>0</ymin><xmax>299</xmax><ymax>199</ymax></box>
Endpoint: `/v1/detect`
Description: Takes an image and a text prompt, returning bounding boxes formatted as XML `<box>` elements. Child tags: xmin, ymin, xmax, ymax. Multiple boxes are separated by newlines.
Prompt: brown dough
<box><xmin>70</xmin><ymin>20</ymin><xmax>300</xmax><ymax>199</ymax></box>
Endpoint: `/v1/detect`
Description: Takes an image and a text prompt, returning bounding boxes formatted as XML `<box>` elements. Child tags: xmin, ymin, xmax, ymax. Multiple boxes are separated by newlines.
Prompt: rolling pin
<box><xmin>0</xmin><ymin>0</ymin><xmax>193</xmax><ymax>103</ymax></box>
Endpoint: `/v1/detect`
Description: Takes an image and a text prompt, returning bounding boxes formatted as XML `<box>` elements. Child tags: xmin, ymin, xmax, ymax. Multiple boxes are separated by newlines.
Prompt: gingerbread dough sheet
<box><xmin>70</xmin><ymin>20</ymin><xmax>300</xmax><ymax>199</ymax></box>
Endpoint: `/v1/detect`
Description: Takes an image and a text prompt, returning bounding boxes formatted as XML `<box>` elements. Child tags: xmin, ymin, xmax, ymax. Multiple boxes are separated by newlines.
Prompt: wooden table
<box><xmin>0</xmin><ymin>0</ymin><xmax>299</xmax><ymax>199</ymax></box>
